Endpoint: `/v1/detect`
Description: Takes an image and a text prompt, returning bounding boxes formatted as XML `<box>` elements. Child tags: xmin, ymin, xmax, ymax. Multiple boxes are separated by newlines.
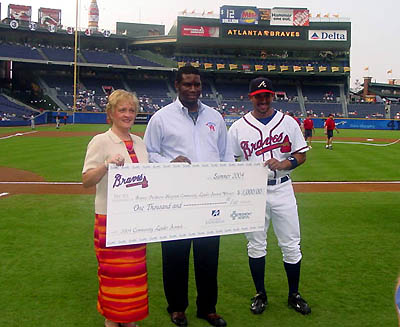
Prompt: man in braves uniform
<box><xmin>324</xmin><ymin>113</ymin><xmax>339</xmax><ymax>150</ymax></box>
<box><xmin>228</xmin><ymin>77</ymin><xmax>311</xmax><ymax>316</ymax></box>
<box><xmin>303</xmin><ymin>113</ymin><xmax>315</xmax><ymax>149</ymax></box>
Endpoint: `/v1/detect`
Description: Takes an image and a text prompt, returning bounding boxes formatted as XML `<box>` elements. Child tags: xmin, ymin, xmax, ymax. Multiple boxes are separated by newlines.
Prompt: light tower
<box><xmin>88</xmin><ymin>0</ymin><xmax>99</xmax><ymax>32</ymax></box>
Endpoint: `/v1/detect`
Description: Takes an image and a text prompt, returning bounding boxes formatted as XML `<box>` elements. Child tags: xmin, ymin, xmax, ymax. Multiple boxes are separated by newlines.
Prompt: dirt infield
<box><xmin>1</xmin><ymin>167</ymin><xmax>399</xmax><ymax>198</ymax></box>
<box><xmin>1</xmin><ymin>130</ymin><xmax>399</xmax><ymax>197</ymax></box>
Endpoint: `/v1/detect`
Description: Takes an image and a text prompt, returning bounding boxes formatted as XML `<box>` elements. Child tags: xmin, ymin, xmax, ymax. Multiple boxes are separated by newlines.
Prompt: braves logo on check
<box><xmin>113</xmin><ymin>173</ymin><xmax>149</xmax><ymax>189</ymax></box>
<box><xmin>240</xmin><ymin>132</ymin><xmax>292</xmax><ymax>160</ymax></box>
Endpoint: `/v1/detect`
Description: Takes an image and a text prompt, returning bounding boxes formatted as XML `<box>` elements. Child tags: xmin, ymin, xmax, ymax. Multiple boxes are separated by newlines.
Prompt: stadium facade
<box><xmin>0</xmin><ymin>4</ymin><xmax>399</xmax><ymax>128</ymax></box>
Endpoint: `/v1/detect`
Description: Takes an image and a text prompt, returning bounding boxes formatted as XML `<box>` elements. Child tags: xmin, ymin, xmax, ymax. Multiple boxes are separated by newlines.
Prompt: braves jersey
<box><xmin>228</xmin><ymin>110</ymin><xmax>309</xmax><ymax>179</ymax></box>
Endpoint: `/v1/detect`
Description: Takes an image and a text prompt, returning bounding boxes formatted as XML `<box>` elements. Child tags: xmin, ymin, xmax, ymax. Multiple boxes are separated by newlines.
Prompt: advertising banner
<box><xmin>38</xmin><ymin>7</ymin><xmax>61</xmax><ymax>26</ymax></box>
<box><xmin>259</xmin><ymin>8</ymin><xmax>271</xmax><ymax>21</ymax></box>
<box><xmin>181</xmin><ymin>25</ymin><xmax>219</xmax><ymax>37</ymax></box>
<box><xmin>220</xmin><ymin>5</ymin><xmax>259</xmax><ymax>25</ymax></box>
<box><xmin>8</xmin><ymin>4</ymin><xmax>31</xmax><ymax>21</ymax></box>
<box><xmin>309</xmin><ymin>30</ymin><xmax>348</xmax><ymax>41</ymax></box>
<box><xmin>312</xmin><ymin>118</ymin><xmax>400</xmax><ymax>130</ymax></box>
<box><xmin>222</xmin><ymin>25</ymin><xmax>304</xmax><ymax>40</ymax></box>
<box><xmin>270</xmin><ymin>8</ymin><xmax>309</xmax><ymax>26</ymax></box>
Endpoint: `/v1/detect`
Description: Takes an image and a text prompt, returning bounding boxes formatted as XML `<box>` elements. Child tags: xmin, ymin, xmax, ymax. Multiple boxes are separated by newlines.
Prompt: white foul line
<box><xmin>0</xmin><ymin>130</ymin><xmax>38</xmax><ymax>140</ymax></box>
<box><xmin>312</xmin><ymin>139</ymin><xmax>400</xmax><ymax>147</ymax></box>
<box><xmin>0</xmin><ymin>192</ymin><xmax>9</xmax><ymax>197</ymax></box>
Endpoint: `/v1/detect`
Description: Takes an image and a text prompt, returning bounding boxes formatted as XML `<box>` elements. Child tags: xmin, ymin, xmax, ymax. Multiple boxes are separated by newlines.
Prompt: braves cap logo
<box><xmin>258</xmin><ymin>81</ymin><xmax>267</xmax><ymax>88</ymax></box>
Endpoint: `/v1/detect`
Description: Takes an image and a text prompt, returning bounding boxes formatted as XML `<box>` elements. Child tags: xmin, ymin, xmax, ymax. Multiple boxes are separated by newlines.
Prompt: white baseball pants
<box><xmin>246</xmin><ymin>180</ymin><xmax>302</xmax><ymax>264</ymax></box>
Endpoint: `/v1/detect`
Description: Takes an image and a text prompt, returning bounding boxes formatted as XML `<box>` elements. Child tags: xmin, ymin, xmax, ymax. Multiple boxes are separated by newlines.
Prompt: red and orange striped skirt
<box><xmin>94</xmin><ymin>214</ymin><xmax>148</xmax><ymax>323</ymax></box>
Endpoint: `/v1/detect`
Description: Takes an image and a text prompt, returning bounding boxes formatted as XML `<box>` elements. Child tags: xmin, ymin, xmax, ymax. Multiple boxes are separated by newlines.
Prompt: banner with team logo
<box><xmin>106</xmin><ymin>162</ymin><xmax>267</xmax><ymax>246</ymax></box>
<box><xmin>220</xmin><ymin>5</ymin><xmax>259</xmax><ymax>25</ymax></box>
<box><xmin>38</xmin><ymin>7</ymin><xmax>61</xmax><ymax>26</ymax></box>
<box><xmin>8</xmin><ymin>4</ymin><xmax>31</xmax><ymax>21</ymax></box>
<box><xmin>180</xmin><ymin>25</ymin><xmax>219</xmax><ymax>37</ymax></box>
<box><xmin>270</xmin><ymin>8</ymin><xmax>309</xmax><ymax>26</ymax></box>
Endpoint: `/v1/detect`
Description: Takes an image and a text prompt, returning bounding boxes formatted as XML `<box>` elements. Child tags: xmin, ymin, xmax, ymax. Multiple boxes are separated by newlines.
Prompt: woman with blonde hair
<box><xmin>82</xmin><ymin>89</ymin><xmax>148</xmax><ymax>327</ymax></box>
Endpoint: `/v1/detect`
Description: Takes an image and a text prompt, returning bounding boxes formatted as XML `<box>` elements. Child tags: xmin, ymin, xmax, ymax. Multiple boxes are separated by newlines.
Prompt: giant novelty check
<box><xmin>106</xmin><ymin>162</ymin><xmax>267</xmax><ymax>247</ymax></box>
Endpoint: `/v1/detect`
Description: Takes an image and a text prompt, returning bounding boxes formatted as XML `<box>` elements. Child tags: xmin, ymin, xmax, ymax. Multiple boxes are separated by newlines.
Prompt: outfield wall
<box><xmin>225</xmin><ymin>115</ymin><xmax>400</xmax><ymax>130</ymax></box>
<box><xmin>310</xmin><ymin>118</ymin><xmax>400</xmax><ymax>130</ymax></box>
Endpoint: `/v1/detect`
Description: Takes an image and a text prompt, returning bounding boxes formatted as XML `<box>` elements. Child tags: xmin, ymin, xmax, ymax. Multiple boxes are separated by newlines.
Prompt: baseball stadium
<box><xmin>0</xmin><ymin>2</ymin><xmax>399</xmax><ymax>327</ymax></box>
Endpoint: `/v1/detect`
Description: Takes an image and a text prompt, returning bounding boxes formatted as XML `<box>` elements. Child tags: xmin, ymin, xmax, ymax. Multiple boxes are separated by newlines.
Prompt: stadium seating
<box><xmin>273</xmin><ymin>102</ymin><xmax>302</xmax><ymax>113</ymax></box>
<box><xmin>42</xmin><ymin>75</ymin><xmax>74</xmax><ymax>94</ymax></box>
<box><xmin>41</xmin><ymin>47</ymin><xmax>75</xmax><ymax>62</ymax></box>
<box><xmin>126</xmin><ymin>54</ymin><xmax>163</xmax><ymax>67</ymax></box>
<box><xmin>0</xmin><ymin>43</ymin><xmax>44</xmax><ymax>60</ymax></box>
<box><xmin>302</xmin><ymin>85</ymin><xmax>340</xmax><ymax>102</ymax></box>
<box><xmin>391</xmin><ymin>104</ymin><xmax>400</xmax><ymax>119</ymax></box>
<box><xmin>215</xmin><ymin>82</ymin><xmax>248</xmax><ymax>99</ymax></box>
<box><xmin>304</xmin><ymin>103</ymin><xmax>342</xmax><ymax>116</ymax></box>
<box><xmin>0</xmin><ymin>95</ymin><xmax>34</xmax><ymax>120</ymax></box>
<box><xmin>128</xmin><ymin>79</ymin><xmax>169</xmax><ymax>97</ymax></box>
<box><xmin>81</xmin><ymin>50</ymin><xmax>127</xmax><ymax>65</ymax></box>
<box><xmin>347</xmin><ymin>103</ymin><xmax>385</xmax><ymax>118</ymax></box>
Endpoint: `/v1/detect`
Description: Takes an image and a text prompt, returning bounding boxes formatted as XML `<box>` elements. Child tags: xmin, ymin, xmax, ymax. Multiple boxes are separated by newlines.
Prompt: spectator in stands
<box><xmin>82</xmin><ymin>90</ymin><xmax>149</xmax><ymax>327</ymax></box>
<box><xmin>144</xmin><ymin>66</ymin><xmax>231</xmax><ymax>327</ymax></box>
<box><xmin>303</xmin><ymin>113</ymin><xmax>315</xmax><ymax>148</ymax></box>
<box><xmin>324</xmin><ymin>113</ymin><xmax>339</xmax><ymax>150</ymax></box>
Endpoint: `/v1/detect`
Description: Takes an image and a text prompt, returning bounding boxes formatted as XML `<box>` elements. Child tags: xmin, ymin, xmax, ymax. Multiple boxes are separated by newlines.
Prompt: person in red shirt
<box><xmin>302</xmin><ymin>113</ymin><xmax>315</xmax><ymax>149</ymax></box>
<box><xmin>288</xmin><ymin>112</ymin><xmax>302</xmax><ymax>126</ymax></box>
<box><xmin>324</xmin><ymin>114</ymin><xmax>339</xmax><ymax>150</ymax></box>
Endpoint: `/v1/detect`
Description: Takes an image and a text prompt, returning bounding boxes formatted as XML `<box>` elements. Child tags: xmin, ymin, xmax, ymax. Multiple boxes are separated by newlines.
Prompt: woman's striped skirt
<box><xmin>94</xmin><ymin>214</ymin><xmax>148</xmax><ymax>323</ymax></box>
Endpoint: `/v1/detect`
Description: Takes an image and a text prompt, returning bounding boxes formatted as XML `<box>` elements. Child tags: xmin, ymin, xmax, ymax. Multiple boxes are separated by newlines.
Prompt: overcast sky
<box><xmin>1</xmin><ymin>0</ymin><xmax>399</xmax><ymax>86</ymax></box>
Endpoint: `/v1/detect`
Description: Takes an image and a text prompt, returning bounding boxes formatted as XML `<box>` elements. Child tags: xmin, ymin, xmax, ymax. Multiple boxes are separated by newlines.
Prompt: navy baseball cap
<box><xmin>249</xmin><ymin>77</ymin><xmax>274</xmax><ymax>96</ymax></box>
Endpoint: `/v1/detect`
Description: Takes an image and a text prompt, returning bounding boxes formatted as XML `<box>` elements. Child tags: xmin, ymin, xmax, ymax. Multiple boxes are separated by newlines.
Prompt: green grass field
<box><xmin>1</xmin><ymin>124</ymin><xmax>399</xmax><ymax>326</ymax></box>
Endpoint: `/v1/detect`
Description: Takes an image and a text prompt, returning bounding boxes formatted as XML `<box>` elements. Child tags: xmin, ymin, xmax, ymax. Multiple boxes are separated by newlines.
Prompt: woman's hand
<box><xmin>82</xmin><ymin>154</ymin><xmax>125</xmax><ymax>188</ymax></box>
<box><xmin>107</xmin><ymin>154</ymin><xmax>125</xmax><ymax>167</ymax></box>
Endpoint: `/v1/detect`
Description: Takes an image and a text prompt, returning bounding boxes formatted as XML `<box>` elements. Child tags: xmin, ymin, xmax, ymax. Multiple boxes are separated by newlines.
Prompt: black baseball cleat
<box><xmin>288</xmin><ymin>293</ymin><xmax>311</xmax><ymax>315</ymax></box>
<box><xmin>250</xmin><ymin>292</ymin><xmax>268</xmax><ymax>314</ymax></box>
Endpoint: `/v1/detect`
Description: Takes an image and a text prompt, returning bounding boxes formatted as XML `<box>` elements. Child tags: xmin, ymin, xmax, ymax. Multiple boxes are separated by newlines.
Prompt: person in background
<box><xmin>302</xmin><ymin>113</ymin><xmax>315</xmax><ymax>149</ymax></box>
<box><xmin>287</xmin><ymin>111</ymin><xmax>302</xmax><ymax>127</ymax></box>
<box><xmin>82</xmin><ymin>89</ymin><xmax>149</xmax><ymax>327</ymax></box>
<box><xmin>56</xmin><ymin>109</ymin><xmax>61</xmax><ymax>129</ymax></box>
<box><xmin>324</xmin><ymin>113</ymin><xmax>339</xmax><ymax>150</ymax></box>
<box><xmin>30</xmin><ymin>114</ymin><xmax>35</xmax><ymax>130</ymax></box>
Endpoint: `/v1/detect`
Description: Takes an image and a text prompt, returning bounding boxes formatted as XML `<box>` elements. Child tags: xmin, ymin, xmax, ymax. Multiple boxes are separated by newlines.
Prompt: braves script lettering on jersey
<box><xmin>229</xmin><ymin>111</ymin><xmax>308</xmax><ymax>178</ymax></box>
